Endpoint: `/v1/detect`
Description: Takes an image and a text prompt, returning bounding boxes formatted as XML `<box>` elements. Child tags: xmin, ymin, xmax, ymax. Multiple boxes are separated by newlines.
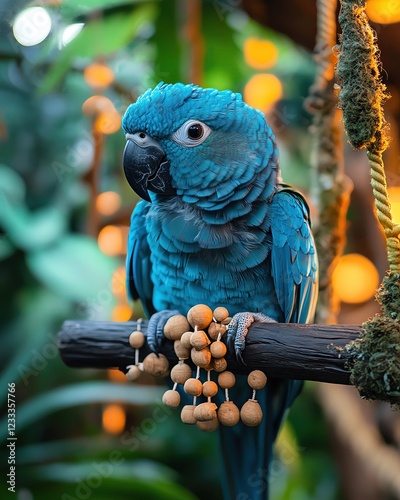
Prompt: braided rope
<box><xmin>368</xmin><ymin>150</ymin><xmax>400</xmax><ymax>273</ymax></box>
<box><xmin>314</xmin><ymin>0</ymin><xmax>337</xmax><ymax>88</ymax></box>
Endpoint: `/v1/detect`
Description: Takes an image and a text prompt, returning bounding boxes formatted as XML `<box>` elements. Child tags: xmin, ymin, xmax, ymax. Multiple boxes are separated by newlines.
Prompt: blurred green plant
<box><xmin>0</xmin><ymin>0</ymin><xmax>339</xmax><ymax>498</ymax></box>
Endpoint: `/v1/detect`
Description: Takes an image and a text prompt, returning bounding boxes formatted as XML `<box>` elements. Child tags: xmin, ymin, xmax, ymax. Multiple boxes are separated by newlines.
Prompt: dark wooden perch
<box><xmin>58</xmin><ymin>320</ymin><xmax>361</xmax><ymax>385</ymax></box>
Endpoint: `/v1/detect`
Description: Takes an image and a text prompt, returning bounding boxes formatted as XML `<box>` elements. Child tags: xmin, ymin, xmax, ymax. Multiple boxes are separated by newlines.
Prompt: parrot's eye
<box><xmin>187</xmin><ymin>123</ymin><xmax>203</xmax><ymax>139</ymax></box>
<box><xmin>171</xmin><ymin>120</ymin><xmax>211</xmax><ymax>148</ymax></box>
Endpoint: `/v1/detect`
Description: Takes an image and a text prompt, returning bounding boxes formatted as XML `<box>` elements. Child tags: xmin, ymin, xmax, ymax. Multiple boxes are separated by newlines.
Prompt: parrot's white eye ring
<box><xmin>171</xmin><ymin>120</ymin><xmax>211</xmax><ymax>148</ymax></box>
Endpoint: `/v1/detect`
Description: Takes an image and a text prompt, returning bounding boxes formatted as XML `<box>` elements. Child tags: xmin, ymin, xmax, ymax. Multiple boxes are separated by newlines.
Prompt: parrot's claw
<box><xmin>227</xmin><ymin>312</ymin><xmax>276</xmax><ymax>365</ymax></box>
<box><xmin>147</xmin><ymin>309</ymin><xmax>180</xmax><ymax>354</ymax></box>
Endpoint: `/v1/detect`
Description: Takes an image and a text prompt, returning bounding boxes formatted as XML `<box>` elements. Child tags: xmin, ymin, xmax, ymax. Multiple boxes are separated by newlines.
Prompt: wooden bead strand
<box><xmin>126</xmin><ymin>319</ymin><xmax>145</xmax><ymax>382</ymax></box>
<box><xmin>240</xmin><ymin>370</ymin><xmax>267</xmax><ymax>427</ymax></box>
<box><xmin>182</xmin><ymin>365</ymin><xmax>202</xmax><ymax>425</ymax></box>
<box><xmin>217</xmin><ymin>371</ymin><xmax>240</xmax><ymax>426</ymax></box>
<box><xmin>195</xmin><ymin>369</ymin><xmax>219</xmax><ymax>432</ymax></box>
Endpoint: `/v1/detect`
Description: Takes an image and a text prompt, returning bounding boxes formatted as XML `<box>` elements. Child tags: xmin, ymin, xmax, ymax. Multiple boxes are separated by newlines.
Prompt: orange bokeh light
<box><xmin>244</xmin><ymin>73</ymin><xmax>283</xmax><ymax>112</ymax></box>
<box><xmin>332</xmin><ymin>253</ymin><xmax>379</xmax><ymax>304</ymax></box>
<box><xmin>244</xmin><ymin>37</ymin><xmax>278</xmax><ymax>70</ymax></box>
<box><xmin>96</xmin><ymin>191</ymin><xmax>121</xmax><ymax>216</ymax></box>
<box><xmin>366</xmin><ymin>0</ymin><xmax>400</xmax><ymax>24</ymax></box>
<box><xmin>82</xmin><ymin>95</ymin><xmax>115</xmax><ymax>116</ymax></box>
<box><xmin>387</xmin><ymin>186</ymin><xmax>400</xmax><ymax>224</ymax></box>
<box><xmin>112</xmin><ymin>266</ymin><xmax>126</xmax><ymax>299</ymax></box>
<box><xmin>102</xmin><ymin>404</ymin><xmax>126</xmax><ymax>434</ymax></box>
<box><xmin>98</xmin><ymin>225</ymin><xmax>128</xmax><ymax>256</ymax></box>
<box><xmin>107</xmin><ymin>368</ymin><xmax>127</xmax><ymax>383</ymax></box>
<box><xmin>112</xmin><ymin>303</ymin><xmax>132</xmax><ymax>322</ymax></box>
<box><xmin>84</xmin><ymin>63</ymin><xmax>114</xmax><ymax>89</ymax></box>
<box><xmin>94</xmin><ymin>110</ymin><xmax>121</xmax><ymax>135</ymax></box>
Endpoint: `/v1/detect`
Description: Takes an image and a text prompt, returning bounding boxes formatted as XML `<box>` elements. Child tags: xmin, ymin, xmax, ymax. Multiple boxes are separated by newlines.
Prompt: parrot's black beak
<box><xmin>123</xmin><ymin>134</ymin><xmax>175</xmax><ymax>202</ymax></box>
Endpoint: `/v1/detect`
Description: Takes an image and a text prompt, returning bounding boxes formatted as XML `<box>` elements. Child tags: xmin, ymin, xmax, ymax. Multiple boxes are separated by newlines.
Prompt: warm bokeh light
<box><xmin>82</xmin><ymin>95</ymin><xmax>115</xmax><ymax>116</ymax></box>
<box><xmin>13</xmin><ymin>7</ymin><xmax>52</xmax><ymax>47</ymax></box>
<box><xmin>107</xmin><ymin>369</ymin><xmax>127</xmax><ymax>383</ymax></box>
<box><xmin>97</xmin><ymin>225</ymin><xmax>128</xmax><ymax>256</ymax></box>
<box><xmin>244</xmin><ymin>37</ymin><xmax>278</xmax><ymax>70</ymax></box>
<box><xmin>94</xmin><ymin>111</ymin><xmax>121</xmax><ymax>135</ymax></box>
<box><xmin>96</xmin><ymin>191</ymin><xmax>121</xmax><ymax>216</ymax></box>
<box><xmin>61</xmin><ymin>23</ymin><xmax>84</xmax><ymax>47</ymax></box>
<box><xmin>244</xmin><ymin>73</ymin><xmax>283</xmax><ymax>112</ymax></box>
<box><xmin>102</xmin><ymin>404</ymin><xmax>126</xmax><ymax>434</ymax></box>
<box><xmin>112</xmin><ymin>266</ymin><xmax>127</xmax><ymax>299</ymax></box>
<box><xmin>387</xmin><ymin>186</ymin><xmax>400</xmax><ymax>224</ymax></box>
<box><xmin>112</xmin><ymin>304</ymin><xmax>132</xmax><ymax>322</ymax></box>
<box><xmin>84</xmin><ymin>63</ymin><xmax>115</xmax><ymax>89</ymax></box>
<box><xmin>332</xmin><ymin>253</ymin><xmax>379</xmax><ymax>304</ymax></box>
<box><xmin>366</xmin><ymin>0</ymin><xmax>400</xmax><ymax>24</ymax></box>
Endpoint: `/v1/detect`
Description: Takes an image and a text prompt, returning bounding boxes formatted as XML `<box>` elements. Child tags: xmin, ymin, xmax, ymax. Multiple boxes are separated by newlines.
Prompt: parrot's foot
<box><xmin>227</xmin><ymin>312</ymin><xmax>276</xmax><ymax>365</ymax></box>
<box><xmin>147</xmin><ymin>309</ymin><xmax>180</xmax><ymax>353</ymax></box>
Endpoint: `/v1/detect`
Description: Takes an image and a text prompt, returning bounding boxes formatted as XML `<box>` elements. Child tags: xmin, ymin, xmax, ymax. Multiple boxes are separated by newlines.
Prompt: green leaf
<box><xmin>0</xmin><ymin>164</ymin><xmax>67</xmax><ymax>250</ymax></box>
<box><xmin>32</xmin><ymin>460</ymin><xmax>197</xmax><ymax>500</ymax></box>
<box><xmin>26</xmin><ymin>234</ymin><xmax>117</xmax><ymax>302</ymax></box>
<box><xmin>201</xmin><ymin>3</ymin><xmax>245</xmax><ymax>90</ymax></box>
<box><xmin>60</xmin><ymin>0</ymin><xmax>151</xmax><ymax>19</ymax></box>
<box><xmin>0</xmin><ymin>163</ymin><xmax>26</xmax><ymax>202</ymax></box>
<box><xmin>1</xmin><ymin>205</ymin><xmax>67</xmax><ymax>251</ymax></box>
<box><xmin>31</xmin><ymin>461</ymin><xmax>197</xmax><ymax>499</ymax></box>
<box><xmin>0</xmin><ymin>236</ymin><xmax>14</xmax><ymax>260</ymax></box>
<box><xmin>40</xmin><ymin>4</ymin><xmax>156</xmax><ymax>92</ymax></box>
<box><xmin>152</xmin><ymin>0</ymin><xmax>182</xmax><ymax>84</ymax></box>
<box><xmin>0</xmin><ymin>382</ymin><xmax>164</xmax><ymax>440</ymax></box>
<box><xmin>0</xmin><ymin>289</ymin><xmax>72</xmax><ymax>404</ymax></box>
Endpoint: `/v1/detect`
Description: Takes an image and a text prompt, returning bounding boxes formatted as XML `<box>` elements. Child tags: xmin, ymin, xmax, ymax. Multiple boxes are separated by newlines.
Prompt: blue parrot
<box><xmin>122</xmin><ymin>82</ymin><xmax>318</xmax><ymax>500</ymax></box>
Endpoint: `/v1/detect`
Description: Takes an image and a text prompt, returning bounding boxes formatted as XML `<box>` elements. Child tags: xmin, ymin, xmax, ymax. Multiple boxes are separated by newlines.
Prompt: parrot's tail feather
<box><xmin>218</xmin><ymin>378</ymin><xmax>302</xmax><ymax>500</ymax></box>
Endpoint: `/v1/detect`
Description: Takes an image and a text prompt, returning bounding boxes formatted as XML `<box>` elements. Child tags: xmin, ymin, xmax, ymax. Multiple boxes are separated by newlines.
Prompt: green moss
<box><xmin>347</xmin><ymin>273</ymin><xmax>400</xmax><ymax>406</ymax></box>
<box><xmin>336</xmin><ymin>0</ymin><xmax>390</xmax><ymax>153</ymax></box>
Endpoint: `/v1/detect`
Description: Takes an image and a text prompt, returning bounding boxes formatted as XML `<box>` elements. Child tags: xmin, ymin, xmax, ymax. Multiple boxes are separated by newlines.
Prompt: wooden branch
<box><xmin>57</xmin><ymin>320</ymin><xmax>361</xmax><ymax>385</ymax></box>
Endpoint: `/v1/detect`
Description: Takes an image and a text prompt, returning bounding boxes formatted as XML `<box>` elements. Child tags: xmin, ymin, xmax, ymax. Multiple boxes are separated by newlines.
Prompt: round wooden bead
<box><xmin>164</xmin><ymin>315</ymin><xmax>191</xmax><ymax>340</ymax></box>
<box><xmin>126</xmin><ymin>365</ymin><xmax>141</xmax><ymax>382</ymax></box>
<box><xmin>212</xmin><ymin>357</ymin><xmax>227</xmax><ymax>373</ymax></box>
<box><xmin>217</xmin><ymin>371</ymin><xmax>236</xmax><ymax>389</ymax></box>
<box><xmin>187</xmin><ymin>304</ymin><xmax>213</xmax><ymax>329</ymax></box>
<box><xmin>184</xmin><ymin>378</ymin><xmax>203</xmax><ymax>396</ymax></box>
<box><xmin>170</xmin><ymin>363</ymin><xmax>192</xmax><ymax>384</ymax></box>
<box><xmin>181</xmin><ymin>405</ymin><xmax>197</xmax><ymax>424</ymax></box>
<box><xmin>190</xmin><ymin>330</ymin><xmax>211</xmax><ymax>350</ymax></box>
<box><xmin>194</xmin><ymin>401</ymin><xmax>217</xmax><ymax>422</ymax></box>
<box><xmin>128</xmin><ymin>330</ymin><xmax>145</xmax><ymax>349</ymax></box>
<box><xmin>162</xmin><ymin>389</ymin><xmax>181</xmax><ymax>407</ymax></box>
<box><xmin>174</xmin><ymin>340</ymin><xmax>190</xmax><ymax>359</ymax></box>
<box><xmin>196</xmin><ymin>416</ymin><xmax>219</xmax><ymax>432</ymax></box>
<box><xmin>180</xmin><ymin>331</ymin><xmax>193</xmax><ymax>349</ymax></box>
<box><xmin>208</xmin><ymin>322</ymin><xmax>227</xmax><ymax>341</ymax></box>
<box><xmin>210</xmin><ymin>340</ymin><xmax>227</xmax><ymax>358</ymax></box>
<box><xmin>240</xmin><ymin>399</ymin><xmax>263</xmax><ymax>426</ymax></box>
<box><xmin>213</xmin><ymin>307</ymin><xmax>229</xmax><ymax>322</ymax></box>
<box><xmin>202</xmin><ymin>380</ymin><xmax>219</xmax><ymax>398</ymax></box>
<box><xmin>142</xmin><ymin>353</ymin><xmax>169</xmax><ymax>377</ymax></box>
<box><xmin>248</xmin><ymin>370</ymin><xmax>267</xmax><ymax>390</ymax></box>
<box><xmin>191</xmin><ymin>347</ymin><xmax>212</xmax><ymax>368</ymax></box>
<box><xmin>218</xmin><ymin>401</ymin><xmax>240</xmax><ymax>426</ymax></box>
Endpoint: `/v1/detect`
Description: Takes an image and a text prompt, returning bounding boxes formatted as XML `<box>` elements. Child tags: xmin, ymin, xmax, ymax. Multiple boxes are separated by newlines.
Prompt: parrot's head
<box><xmin>122</xmin><ymin>82</ymin><xmax>279</xmax><ymax>208</ymax></box>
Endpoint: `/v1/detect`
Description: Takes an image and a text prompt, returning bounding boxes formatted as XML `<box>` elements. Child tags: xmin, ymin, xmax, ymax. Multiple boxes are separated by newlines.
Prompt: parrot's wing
<box><xmin>269</xmin><ymin>187</ymin><xmax>318</xmax><ymax>324</ymax></box>
<box><xmin>126</xmin><ymin>200</ymin><xmax>155</xmax><ymax>317</ymax></box>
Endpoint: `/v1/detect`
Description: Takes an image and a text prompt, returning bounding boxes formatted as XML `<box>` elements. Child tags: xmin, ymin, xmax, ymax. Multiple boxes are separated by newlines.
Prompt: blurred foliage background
<box><xmin>1</xmin><ymin>0</ymin><xmax>399</xmax><ymax>499</ymax></box>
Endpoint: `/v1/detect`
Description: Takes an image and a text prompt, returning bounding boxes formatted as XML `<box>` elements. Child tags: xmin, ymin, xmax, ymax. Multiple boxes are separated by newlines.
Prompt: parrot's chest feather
<box><xmin>146</xmin><ymin>199</ymin><xmax>278</xmax><ymax>315</ymax></box>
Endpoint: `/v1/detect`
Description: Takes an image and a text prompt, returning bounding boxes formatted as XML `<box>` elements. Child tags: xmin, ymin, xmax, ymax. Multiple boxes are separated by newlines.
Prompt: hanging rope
<box><xmin>305</xmin><ymin>0</ymin><xmax>352</xmax><ymax>325</ymax></box>
<box><xmin>336</xmin><ymin>0</ymin><xmax>400</xmax><ymax>271</ymax></box>
<box><xmin>336</xmin><ymin>0</ymin><xmax>400</xmax><ymax>405</ymax></box>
